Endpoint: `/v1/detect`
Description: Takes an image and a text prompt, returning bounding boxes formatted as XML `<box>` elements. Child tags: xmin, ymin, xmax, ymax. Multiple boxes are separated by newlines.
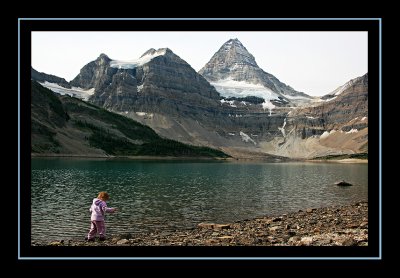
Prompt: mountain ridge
<box><xmin>31</xmin><ymin>67</ymin><xmax>71</xmax><ymax>89</ymax></box>
<box><xmin>31</xmin><ymin>41</ymin><xmax>368</xmax><ymax>159</ymax></box>
<box><xmin>31</xmin><ymin>80</ymin><xmax>229</xmax><ymax>158</ymax></box>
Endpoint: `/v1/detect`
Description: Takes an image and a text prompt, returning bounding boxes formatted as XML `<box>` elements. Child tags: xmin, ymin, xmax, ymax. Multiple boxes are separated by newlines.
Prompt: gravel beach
<box><xmin>34</xmin><ymin>201</ymin><xmax>368</xmax><ymax>247</ymax></box>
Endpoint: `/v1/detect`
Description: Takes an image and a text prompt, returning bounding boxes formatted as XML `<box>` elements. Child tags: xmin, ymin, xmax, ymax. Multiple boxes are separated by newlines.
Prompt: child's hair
<box><xmin>97</xmin><ymin>191</ymin><xmax>110</xmax><ymax>201</ymax></box>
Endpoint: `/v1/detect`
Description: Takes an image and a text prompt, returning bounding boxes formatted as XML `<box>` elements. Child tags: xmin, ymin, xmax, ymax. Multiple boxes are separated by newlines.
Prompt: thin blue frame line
<box><xmin>379</xmin><ymin>18</ymin><xmax>382</xmax><ymax>259</ymax></box>
<box><xmin>19</xmin><ymin>18</ymin><xmax>382</xmax><ymax>21</ymax></box>
<box><xmin>18</xmin><ymin>18</ymin><xmax>21</xmax><ymax>259</ymax></box>
<box><xmin>20</xmin><ymin>256</ymin><xmax>381</xmax><ymax>260</ymax></box>
<box><xmin>19</xmin><ymin>17</ymin><xmax>380</xmax><ymax>260</ymax></box>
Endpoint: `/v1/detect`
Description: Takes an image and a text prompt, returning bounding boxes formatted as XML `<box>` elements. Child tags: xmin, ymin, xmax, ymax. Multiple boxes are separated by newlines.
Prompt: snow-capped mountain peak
<box><xmin>110</xmin><ymin>48</ymin><xmax>168</xmax><ymax>69</ymax></box>
<box><xmin>199</xmin><ymin>38</ymin><xmax>312</xmax><ymax>105</ymax></box>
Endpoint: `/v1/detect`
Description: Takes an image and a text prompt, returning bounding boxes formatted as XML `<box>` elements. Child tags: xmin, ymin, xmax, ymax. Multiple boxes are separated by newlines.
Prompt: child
<box><xmin>86</xmin><ymin>191</ymin><xmax>117</xmax><ymax>242</ymax></box>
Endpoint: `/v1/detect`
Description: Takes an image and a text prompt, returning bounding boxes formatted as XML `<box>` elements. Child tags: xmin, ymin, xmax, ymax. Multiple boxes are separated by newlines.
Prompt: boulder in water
<box><xmin>335</xmin><ymin>180</ymin><xmax>352</xmax><ymax>186</ymax></box>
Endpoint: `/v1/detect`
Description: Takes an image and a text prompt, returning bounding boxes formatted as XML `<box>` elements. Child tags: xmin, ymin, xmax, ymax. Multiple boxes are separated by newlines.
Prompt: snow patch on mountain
<box><xmin>40</xmin><ymin>81</ymin><xmax>95</xmax><ymax>100</ymax></box>
<box><xmin>240</xmin><ymin>131</ymin><xmax>256</xmax><ymax>145</ymax></box>
<box><xmin>262</xmin><ymin>101</ymin><xmax>275</xmax><ymax>116</ymax></box>
<box><xmin>346</xmin><ymin>129</ymin><xmax>358</xmax><ymax>134</ymax></box>
<box><xmin>320</xmin><ymin>130</ymin><xmax>336</xmax><ymax>140</ymax></box>
<box><xmin>278</xmin><ymin>118</ymin><xmax>287</xmax><ymax>137</ymax></box>
<box><xmin>210</xmin><ymin>78</ymin><xmax>279</xmax><ymax>100</ymax></box>
<box><xmin>283</xmin><ymin>93</ymin><xmax>312</xmax><ymax>100</ymax></box>
<box><xmin>220</xmin><ymin>99</ymin><xmax>237</xmax><ymax>107</ymax></box>
<box><xmin>211</xmin><ymin>78</ymin><xmax>280</xmax><ymax>115</ymax></box>
<box><xmin>110</xmin><ymin>49</ymin><xmax>167</xmax><ymax>69</ymax></box>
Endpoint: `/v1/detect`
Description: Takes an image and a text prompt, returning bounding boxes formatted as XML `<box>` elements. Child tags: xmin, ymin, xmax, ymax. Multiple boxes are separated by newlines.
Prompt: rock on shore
<box><xmin>34</xmin><ymin>201</ymin><xmax>368</xmax><ymax>246</ymax></box>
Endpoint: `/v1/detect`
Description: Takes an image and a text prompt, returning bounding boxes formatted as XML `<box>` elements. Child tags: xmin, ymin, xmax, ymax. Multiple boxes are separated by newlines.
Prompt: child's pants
<box><xmin>87</xmin><ymin>220</ymin><xmax>106</xmax><ymax>239</ymax></box>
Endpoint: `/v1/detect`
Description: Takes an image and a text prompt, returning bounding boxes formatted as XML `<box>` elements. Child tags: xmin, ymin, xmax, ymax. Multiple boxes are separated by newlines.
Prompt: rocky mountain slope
<box><xmin>33</xmin><ymin>40</ymin><xmax>368</xmax><ymax>159</ymax></box>
<box><xmin>78</xmin><ymin>48</ymin><xmax>221</xmax><ymax>112</ymax></box>
<box><xmin>259</xmin><ymin>73</ymin><xmax>368</xmax><ymax>158</ymax></box>
<box><xmin>31</xmin><ymin>81</ymin><xmax>229</xmax><ymax>158</ymax></box>
<box><xmin>61</xmin><ymin>48</ymin><xmax>292</xmax><ymax>159</ymax></box>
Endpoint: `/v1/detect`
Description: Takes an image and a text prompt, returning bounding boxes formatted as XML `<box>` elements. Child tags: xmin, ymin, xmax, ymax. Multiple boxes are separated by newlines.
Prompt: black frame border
<box><xmin>18</xmin><ymin>18</ymin><xmax>381</xmax><ymax>260</ymax></box>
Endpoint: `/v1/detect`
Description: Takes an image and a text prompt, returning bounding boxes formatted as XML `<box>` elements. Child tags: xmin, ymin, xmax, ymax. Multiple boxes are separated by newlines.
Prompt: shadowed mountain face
<box><xmin>70</xmin><ymin>53</ymin><xmax>116</xmax><ymax>91</ymax></box>
<box><xmin>31</xmin><ymin>81</ymin><xmax>229</xmax><ymax>158</ymax></box>
<box><xmin>34</xmin><ymin>40</ymin><xmax>368</xmax><ymax>159</ymax></box>
<box><xmin>70</xmin><ymin>49</ymin><xmax>221</xmax><ymax>112</ymax></box>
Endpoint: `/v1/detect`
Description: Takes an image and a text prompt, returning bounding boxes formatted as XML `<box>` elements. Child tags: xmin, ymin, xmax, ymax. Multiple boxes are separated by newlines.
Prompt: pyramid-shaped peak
<box><xmin>211</xmin><ymin>38</ymin><xmax>258</xmax><ymax>67</ymax></box>
<box><xmin>199</xmin><ymin>38</ymin><xmax>259</xmax><ymax>81</ymax></box>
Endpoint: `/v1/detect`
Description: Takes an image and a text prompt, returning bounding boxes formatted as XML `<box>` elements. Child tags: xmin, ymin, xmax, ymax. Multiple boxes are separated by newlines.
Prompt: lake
<box><xmin>31</xmin><ymin>158</ymin><xmax>368</xmax><ymax>242</ymax></box>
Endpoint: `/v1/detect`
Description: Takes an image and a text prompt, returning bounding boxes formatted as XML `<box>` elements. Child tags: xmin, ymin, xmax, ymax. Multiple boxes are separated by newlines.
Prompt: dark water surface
<box><xmin>31</xmin><ymin>158</ymin><xmax>368</xmax><ymax>241</ymax></box>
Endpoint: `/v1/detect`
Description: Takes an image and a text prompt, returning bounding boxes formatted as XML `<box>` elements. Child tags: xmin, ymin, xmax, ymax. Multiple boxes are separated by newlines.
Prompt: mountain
<box><xmin>84</xmin><ymin>48</ymin><xmax>221</xmax><ymax>111</ymax></box>
<box><xmin>199</xmin><ymin>38</ymin><xmax>312</xmax><ymax>107</ymax></box>
<box><xmin>39</xmin><ymin>45</ymin><xmax>367</xmax><ymax>159</ymax></box>
<box><xmin>259</xmin><ymin>73</ymin><xmax>368</xmax><ymax>158</ymax></box>
<box><xmin>67</xmin><ymin>49</ymin><xmax>289</xmax><ymax>159</ymax></box>
<box><xmin>31</xmin><ymin>67</ymin><xmax>71</xmax><ymax>88</ymax></box>
<box><xmin>31</xmin><ymin>80</ymin><xmax>229</xmax><ymax>158</ymax></box>
<box><xmin>296</xmin><ymin>73</ymin><xmax>368</xmax><ymax>132</ymax></box>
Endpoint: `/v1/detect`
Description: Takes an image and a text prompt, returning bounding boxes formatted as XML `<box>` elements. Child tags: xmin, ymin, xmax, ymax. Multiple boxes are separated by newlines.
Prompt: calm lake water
<box><xmin>31</xmin><ymin>158</ymin><xmax>368</xmax><ymax>242</ymax></box>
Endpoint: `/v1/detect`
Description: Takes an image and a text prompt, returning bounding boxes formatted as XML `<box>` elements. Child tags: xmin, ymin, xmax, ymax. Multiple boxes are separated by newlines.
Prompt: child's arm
<box><xmin>104</xmin><ymin>207</ymin><xmax>117</xmax><ymax>213</ymax></box>
<box><xmin>101</xmin><ymin>202</ymin><xmax>117</xmax><ymax>213</ymax></box>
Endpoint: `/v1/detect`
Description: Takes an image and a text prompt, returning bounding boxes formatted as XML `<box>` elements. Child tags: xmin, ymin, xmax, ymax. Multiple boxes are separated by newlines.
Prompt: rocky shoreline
<box><xmin>34</xmin><ymin>201</ymin><xmax>368</xmax><ymax>247</ymax></box>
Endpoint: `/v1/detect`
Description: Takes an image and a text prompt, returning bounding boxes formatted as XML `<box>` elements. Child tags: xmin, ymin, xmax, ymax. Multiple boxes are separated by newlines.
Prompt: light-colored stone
<box><xmin>218</xmin><ymin>236</ymin><xmax>234</xmax><ymax>240</ymax></box>
<box><xmin>269</xmin><ymin>226</ymin><xmax>280</xmax><ymax>232</ymax></box>
<box><xmin>300</xmin><ymin>236</ymin><xmax>313</xmax><ymax>245</ymax></box>
<box><xmin>214</xmin><ymin>224</ymin><xmax>231</xmax><ymax>230</ymax></box>
<box><xmin>288</xmin><ymin>236</ymin><xmax>301</xmax><ymax>244</ymax></box>
<box><xmin>198</xmin><ymin>223</ymin><xmax>215</xmax><ymax>229</ymax></box>
<box><xmin>117</xmin><ymin>239</ymin><xmax>130</xmax><ymax>245</ymax></box>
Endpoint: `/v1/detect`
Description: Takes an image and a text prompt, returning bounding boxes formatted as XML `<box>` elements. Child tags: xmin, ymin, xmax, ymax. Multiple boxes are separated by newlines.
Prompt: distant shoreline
<box><xmin>31</xmin><ymin>153</ymin><xmax>368</xmax><ymax>163</ymax></box>
<box><xmin>31</xmin><ymin>153</ymin><xmax>232</xmax><ymax>161</ymax></box>
<box><xmin>307</xmin><ymin>158</ymin><xmax>368</xmax><ymax>164</ymax></box>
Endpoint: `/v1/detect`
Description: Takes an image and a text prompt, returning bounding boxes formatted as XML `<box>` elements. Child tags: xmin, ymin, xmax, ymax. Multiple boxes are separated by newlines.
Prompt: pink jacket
<box><xmin>89</xmin><ymin>198</ymin><xmax>115</xmax><ymax>221</ymax></box>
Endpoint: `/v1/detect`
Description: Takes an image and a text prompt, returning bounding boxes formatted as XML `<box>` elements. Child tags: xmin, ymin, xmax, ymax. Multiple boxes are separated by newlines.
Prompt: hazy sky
<box><xmin>32</xmin><ymin>32</ymin><xmax>367</xmax><ymax>96</ymax></box>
